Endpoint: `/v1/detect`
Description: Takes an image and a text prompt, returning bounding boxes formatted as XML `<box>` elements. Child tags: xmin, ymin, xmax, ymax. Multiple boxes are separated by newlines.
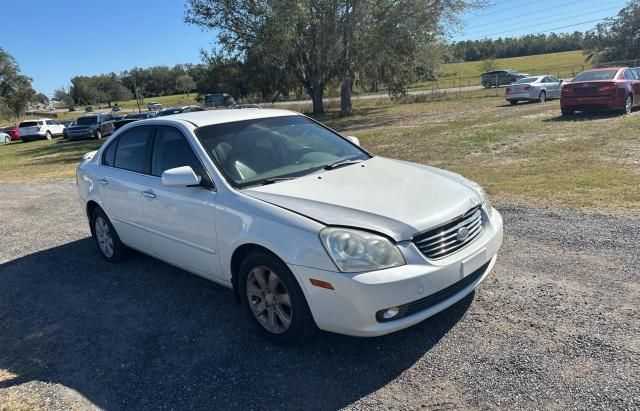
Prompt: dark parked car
<box><xmin>62</xmin><ymin>121</ymin><xmax>76</xmax><ymax>139</ymax></box>
<box><xmin>1</xmin><ymin>125</ymin><xmax>20</xmax><ymax>141</ymax></box>
<box><xmin>85</xmin><ymin>106</ymin><xmax>94</xmax><ymax>113</ymax></box>
<box><xmin>147</xmin><ymin>102</ymin><xmax>162</xmax><ymax>111</ymax></box>
<box><xmin>156</xmin><ymin>106</ymin><xmax>205</xmax><ymax>117</ymax></box>
<box><xmin>561</xmin><ymin>67</ymin><xmax>640</xmax><ymax>115</ymax></box>
<box><xmin>481</xmin><ymin>69</ymin><xmax>528</xmax><ymax>88</ymax></box>
<box><xmin>66</xmin><ymin>113</ymin><xmax>115</xmax><ymax>140</ymax></box>
<box><xmin>113</xmin><ymin>111</ymin><xmax>157</xmax><ymax>130</ymax></box>
<box><xmin>112</xmin><ymin>105</ymin><xmax>122</xmax><ymax>112</ymax></box>
<box><xmin>203</xmin><ymin>93</ymin><xmax>235</xmax><ymax>108</ymax></box>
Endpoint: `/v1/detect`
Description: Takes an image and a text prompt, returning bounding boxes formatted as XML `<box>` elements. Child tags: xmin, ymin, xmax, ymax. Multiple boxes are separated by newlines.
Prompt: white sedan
<box><xmin>505</xmin><ymin>75</ymin><xmax>564</xmax><ymax>105</ymax></box>
<box><xmin>76</xmin><ymin>109</ymin><xmax>503</xmax><ymax>344</ymax></box>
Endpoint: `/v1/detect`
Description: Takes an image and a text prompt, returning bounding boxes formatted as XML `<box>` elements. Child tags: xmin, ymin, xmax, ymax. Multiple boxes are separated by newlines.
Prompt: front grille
<box><xmin>413</xmin><ymin>206</ymin><xmax>484</xmax><ymax>259</ymax></box>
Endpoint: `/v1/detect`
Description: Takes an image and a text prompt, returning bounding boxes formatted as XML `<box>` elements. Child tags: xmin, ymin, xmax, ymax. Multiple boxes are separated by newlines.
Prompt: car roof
<box><xmin>586</xmin><ymin>67</ymin><xmax>624</xmax><ymax>71</ymax></box>
<box><xmin>164</xmin><ymin>108</ymin><xmax>298</xmax><ymax>127</ymax></box>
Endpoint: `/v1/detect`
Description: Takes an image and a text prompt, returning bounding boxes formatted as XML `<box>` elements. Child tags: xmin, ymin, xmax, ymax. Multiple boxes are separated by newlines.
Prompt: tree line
<box><xmin>449</xmin><ymin>32</ymin><xmax>584</xmax><ymax>62</ymax></box>
<box><xmin>584</xmin><ymin>0</ymin><xmax>640</xmax><ymax>63</ymax></box>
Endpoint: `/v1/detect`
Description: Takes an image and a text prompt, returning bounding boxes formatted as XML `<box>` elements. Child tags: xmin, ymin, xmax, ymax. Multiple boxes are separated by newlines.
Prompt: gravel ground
<box><xmin>0</xmin><ymin>181</ymin><xmax>638</xmax><ymax>410</ymax></box>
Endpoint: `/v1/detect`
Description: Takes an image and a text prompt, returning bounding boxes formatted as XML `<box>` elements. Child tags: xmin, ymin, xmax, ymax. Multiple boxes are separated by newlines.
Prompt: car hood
<box><xmin>244</xmin><ymin>156</ymin><xmax>484</xmax><ymax>241</ymax></box>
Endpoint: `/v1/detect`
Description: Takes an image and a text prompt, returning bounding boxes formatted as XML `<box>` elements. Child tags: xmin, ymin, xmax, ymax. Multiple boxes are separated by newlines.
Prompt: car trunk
<box><xmin>18</xmin><ymin>122</ymin><xmax>40</xmax><ymax>135</ymax></box>
<box><xmin>563</xmin><ymin>81</ymin><xmax>618</xmax><ymax>98</ymax></box>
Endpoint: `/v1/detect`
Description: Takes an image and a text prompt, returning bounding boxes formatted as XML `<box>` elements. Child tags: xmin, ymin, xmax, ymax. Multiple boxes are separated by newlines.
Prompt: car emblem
<box><xmin>457</xmin><ymin>227</ymin><xmax>470</xmax><ymax>242</ymax></box>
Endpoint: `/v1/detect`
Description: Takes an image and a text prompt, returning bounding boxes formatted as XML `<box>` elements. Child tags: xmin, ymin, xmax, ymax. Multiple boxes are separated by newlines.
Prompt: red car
<box><xmin>1</xmin><ymin>125</ymin><xmax>20</xmax><ymax>141</ymax></box>
<box><xmin>561</xmin><ymin>67</ymin><xmax>640</xmax><ymax>115</ymax></box>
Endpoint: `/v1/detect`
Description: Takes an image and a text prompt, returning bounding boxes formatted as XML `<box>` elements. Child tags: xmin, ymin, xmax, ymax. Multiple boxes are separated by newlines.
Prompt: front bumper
<box><xmin>68</xmin><ymin>130</ymin><xmax>96</xmax><ymax>140</ymax></box>
<box><xmin>290</xmin><ymin>207</ymin><xmax>503</xmax><ymax>337</ymax></box>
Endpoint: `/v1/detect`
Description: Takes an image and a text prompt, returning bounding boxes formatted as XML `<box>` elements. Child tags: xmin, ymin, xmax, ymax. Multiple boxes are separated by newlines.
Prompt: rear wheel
<box><xmin>538</xmin><ymin>90</ymin><xmax>546</xmax><ymax>103</ymax></box>
<box><xmin>623</xmin><ymin>95</ymin><xmax>633</xmax><ymax>115</ymax></box>
<box><xmin>3</xmin><ymin>136</ymin><xmax>10</xmax><ymax>144</ymax></box>
<box><xmin>95</xmin><ymin>130</ymin><xmax>102</xmax><ymax>140</ymax></box>
<box><xmin>91</xmin><ymin>208</ymin><xmax>127</xmax><ymax>262</ymax></box>
<box><xmin>239</xmin><ymin>251</ymin><xmax>316</xmax><ymax>344</ymax></box>
<box><xmin>45</xmin><ymin>131</ymin><xmax>52</xmax><ymax>140</ymax></box>
<box><xmin>509</xmin><ymin>100</ymin><xmax>518</xmax><ymax>105</ymax></box>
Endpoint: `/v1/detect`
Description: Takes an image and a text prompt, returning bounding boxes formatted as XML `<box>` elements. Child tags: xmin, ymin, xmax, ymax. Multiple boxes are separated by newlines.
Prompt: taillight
<box><xmin>596</xmin><ymin>83</ymin><xmax>617</xmax><ymax>95</ymax></box>
<box><xmin>523</xmin><ymin>85</ymin><xmax>531</xmax><ymax>91</ymax></box>
<box><xmin>562</xmin><ymin>87</ymin><xmax>574</xmax><ymax>96</ymax></box>
<box><xmin>505</xmin><ymin>87</ymin><xmax>511</xmax><ymax>93</ymax></box>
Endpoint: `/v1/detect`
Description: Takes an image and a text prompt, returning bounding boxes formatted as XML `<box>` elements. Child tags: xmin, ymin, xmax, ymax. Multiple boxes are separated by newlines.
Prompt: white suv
<box><xmin>18</xmin><ymin>118</ymin><xmax>65</xmax><ymax>142</ymax></box>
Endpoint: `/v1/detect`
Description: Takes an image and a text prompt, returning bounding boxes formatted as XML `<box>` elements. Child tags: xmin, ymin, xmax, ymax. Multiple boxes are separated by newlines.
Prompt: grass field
<box><xmin>1</xmin><ymin>89</ymin><xmax>638</xmax><ymax>212</ymax></box>
<box><xmin>411</xmin><ymin>50</ymin><xmax>591</xmax><ymax>90</ymax></box>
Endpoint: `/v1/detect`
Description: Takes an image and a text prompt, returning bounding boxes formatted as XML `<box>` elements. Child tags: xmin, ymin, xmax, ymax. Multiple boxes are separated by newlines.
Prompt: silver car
<box><xmin>505</xmin><ymin>75</ymin><xmax>563</xmax><ymax>105</ymax></box>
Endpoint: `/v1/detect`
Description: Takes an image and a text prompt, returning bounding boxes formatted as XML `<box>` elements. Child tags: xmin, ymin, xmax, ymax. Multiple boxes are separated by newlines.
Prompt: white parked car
<box><xmin>1</xmin><ymin>131</ymin><xmax>10</xmax><ymax>144</ymax></box>
<box><xmin>76</xmin><ymin>109</ymin><xmax>503</xmax><ymax>344</ymax></box>
<box><xmin>18</xmin><ymin>118</ymin><xmax>65</xmax><ymax>142</ymax></box>
<box><xmin>505</xmin><ymin>75</ymin><xmax>563</xmax><ymax>105</ymax></box>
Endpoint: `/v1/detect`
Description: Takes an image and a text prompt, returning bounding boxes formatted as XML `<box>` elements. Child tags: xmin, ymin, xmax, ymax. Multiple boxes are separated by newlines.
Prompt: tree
<box><xmin>34</xmin><ymin>93</ymin><xmax>49</xmax><ymax>106</ymax></box>
<box><xmin>584</xmin><ymin>1</ymin><xmax>640</xmax><ymax>63</ymax></box>
<box><xmin>186</xmin><ymin>0</ymin><xmax>478</xmax><ymax>115</ymax></box>
<box><xmin>0</xmin><ymin>48</ymin><xmax>35</xmax><ymax>119</ymax></box>
<box><xmin>54</xmin><ymin>87</ymin><xmax>74</xmax><ymax>107</ymax></box>
<box><xmin>176</xmin><ymin>73</ymin><xmax>196</xmax><ymax>96</ymax></box>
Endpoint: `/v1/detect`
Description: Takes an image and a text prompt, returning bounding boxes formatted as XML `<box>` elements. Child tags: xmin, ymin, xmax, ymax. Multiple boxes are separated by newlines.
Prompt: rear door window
<box><xmin>113</xmin><ymin>127</ymin><xmax>153</xmax><ymax>174</ymax></box>
<box><xmin>151</xmin><ymin>127</ymin><xmax>207</xmax><ymax>179</ymax></box>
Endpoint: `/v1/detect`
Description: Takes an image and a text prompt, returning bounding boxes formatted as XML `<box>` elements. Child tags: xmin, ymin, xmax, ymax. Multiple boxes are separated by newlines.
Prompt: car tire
<box><xmin>538</xmin><ymin>91</ymin><xmax>546</xmax><ymax>103</ymax></box>
<box><xmin>90</xmin><ymin>207</ymin><xmax>128</xmax><ymax>262</ymax></box>
<box><xmin>622</xmin><ymin>95</ymin><xmax>633</xmax><ymax>115</ymax></box>
<box><xmin>239</xmin><ymin>251</ymin><xmax>316</xmax><ymax>344</ymax></box>
<box><xmin>4</xmin><ymin>136</ymin><xmax>10</xmax><ymax>144</ymax></box>
<box><xmin>95</xmin><ymin>130</ymin><xmax>102</xmax><ymax>140</ymax></box>
<box><xmin>509</xmin><ymin>100</ymin><xmax>518</xmax><ymax>105</ymax></box>
<box><xmin>45</xmin><ymin>131</ymin><xmax>52</xmax><ymax>140</ymax></box>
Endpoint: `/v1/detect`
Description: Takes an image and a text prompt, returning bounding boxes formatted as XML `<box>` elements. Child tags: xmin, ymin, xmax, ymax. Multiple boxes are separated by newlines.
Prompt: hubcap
<box><xmin>626</xmin><ymin>97</ymin><xmax>632</xmax><ymax>113</ymax></box>
<box><xmin>246</xmin><ymin>266</ymin><xmax>292</xmax><ymax>334</ymax></box>
<box><xmin>540</xmin><ymin>92</ymin><xmax>545</xmax><ymax>102</ymax></box>
<box><xmin>95</xmin><ymin>216</ymin><xmax>114</xmax><ymax>258</ymax></box>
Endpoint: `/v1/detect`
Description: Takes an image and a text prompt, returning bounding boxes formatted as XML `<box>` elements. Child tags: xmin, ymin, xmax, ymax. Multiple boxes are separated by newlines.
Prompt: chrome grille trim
<box><xmin>413</xmin><ymin>206</ymin><xmax>484</xmax><ymax>260</ymax></box>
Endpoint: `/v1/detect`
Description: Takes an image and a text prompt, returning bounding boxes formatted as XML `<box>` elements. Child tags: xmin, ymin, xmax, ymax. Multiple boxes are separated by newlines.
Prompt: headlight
<box><xmin>472</xmin><ymin>182</ymin><xmax>493</xmax><ymax>212</ymax></box>
<box><xmin>319</xmin><ymin>227</ymin><xmax>405</xmax><ymax>272</ymax></box>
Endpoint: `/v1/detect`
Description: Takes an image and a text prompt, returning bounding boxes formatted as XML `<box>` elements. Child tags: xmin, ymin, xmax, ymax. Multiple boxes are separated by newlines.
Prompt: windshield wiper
<box><xmin>260</xmin><ymin>177</ymin><xmax>298</xmax><ymax>186</ymax></box>
<box><xmin>324</xmin><ymin>158</ymin><xmax>363</xmax><ymax>170</ymax></box>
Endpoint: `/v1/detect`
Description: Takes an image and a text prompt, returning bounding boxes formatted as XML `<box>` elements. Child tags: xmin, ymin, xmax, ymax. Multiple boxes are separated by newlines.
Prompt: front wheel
<box><xmin>239</xmin><ymin>252</ymin><xmax>316</xmax><ymax>344</ymax></box>
<box><xmin>95</xmin><ymin>130</ymin><xmax>102</xmax><ymax>139</ymax></box>
<box><xmin>509</xmin><ymin>100</ymin><xmax>518</xmax><ymax>105</ymax></box>
<box><xmin>4</xmin><ymin>136</ymin><xmax>10</xmax><ymax>144</ymax></box>
<box><xmin>538</xmin><ymin>90</ymin><xmax>546</xmax><ymax>103</ymax></box>
<box><xmin>91</xmin><ymin>208</ymin><xmax>128</xmax><ymax>262</ymax></box>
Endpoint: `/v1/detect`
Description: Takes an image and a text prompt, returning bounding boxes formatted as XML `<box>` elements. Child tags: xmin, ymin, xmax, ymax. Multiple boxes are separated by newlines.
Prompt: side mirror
<box><xmin>161</xmin><ymin>166</ymin><xmax>201</xmax><ymax>187</ymax></box>
<box><xmin>346</xmin><ymin>135</ymin><xmax>360</xmax><ymax>146</ymax></box>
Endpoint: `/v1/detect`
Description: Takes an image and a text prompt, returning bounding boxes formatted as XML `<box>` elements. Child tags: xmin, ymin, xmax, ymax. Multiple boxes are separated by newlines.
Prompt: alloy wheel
<box><xmin>625</xmin><ymin>96</ymin><xmax>632</xmax><ymax>114</ymax></box>
<box><xmin>246</xmin><ymin>266</ymin><xmax>292</xmax><ymax>334</ymax></box>
<box><xmin>539</xmin><ymin>91</ymin><xmax>546</xmax><ymax>103</ymax></box>
<box><xmin>95</xmin><ymin>216</ymin><xmax>114</xmax><ymax>258</ymax></box>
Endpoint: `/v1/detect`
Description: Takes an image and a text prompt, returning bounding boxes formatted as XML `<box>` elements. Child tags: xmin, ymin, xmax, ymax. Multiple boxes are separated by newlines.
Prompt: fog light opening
<box><xmin>383</xmin><ymin>307</ymin><xmax>400</xmax><ymax>319</ymax></box>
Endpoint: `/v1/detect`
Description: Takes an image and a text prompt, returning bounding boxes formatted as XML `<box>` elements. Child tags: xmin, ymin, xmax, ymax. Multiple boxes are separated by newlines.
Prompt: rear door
<box><xmin>624</xmin><ymin>70</ymin><xmax>640</xmax><ymax>104</ymax></box>
<box><xmin>546</xmin><ymin>76</ymin><xmax>562</xmax><ymax>98</ymax></box>
<box><xmin>136</xmin><ymin>125</ymin><xmax>222</xmax><ymax>279</ymax></box>
<box><xmin>98</xmin><ymin>126</ymin><xmax>155</xmax><ymax>252</ymax></box>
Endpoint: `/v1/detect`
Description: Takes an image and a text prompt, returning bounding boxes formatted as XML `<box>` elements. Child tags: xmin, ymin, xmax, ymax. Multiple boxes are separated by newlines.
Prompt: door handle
<box><xmin>98</xmin><ymin>178</ymin><xmax>108</xmax><ymax>186</ymax></box>
<box><xmin>141</xmin><ymin>190</ymin><xmax>157</xmax><ymax>199</ymax></box>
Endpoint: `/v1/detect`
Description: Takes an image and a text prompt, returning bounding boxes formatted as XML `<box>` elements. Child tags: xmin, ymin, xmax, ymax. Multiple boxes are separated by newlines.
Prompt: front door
<box><xmin>137</xmin><ymin>126</ymin><xmax>222</xmax><ymax>279</ymax></box>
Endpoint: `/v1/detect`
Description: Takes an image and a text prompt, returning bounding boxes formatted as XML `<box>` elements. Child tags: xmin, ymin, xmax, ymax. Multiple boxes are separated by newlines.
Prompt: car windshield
<box><xmin>515</xmin><ymin>77</ymin><xmax>540</xmax><ymax>84</ymax></box>
<box><xmin>19</xmin><ymin>121</ymin><xmax>38</xmax><ymax>127</ymax></box>
<box><xmin>573</xmin><ymin>70</ymin><xmax>618</xmax><ymax>81</ymax></box>
<box><xmin>76</xmin><ymin>116</ymin><xmax>98</xmax><ymax>125</ymax></box>
<box><xmin>196</xmin><ymin>115</ymin><xmax>370</xmax><ymax>188</ymax></box>
<box><xmin>125</xmin><ymin>113</ymin><xmax>147</xmax><ymax>119</ymax></box>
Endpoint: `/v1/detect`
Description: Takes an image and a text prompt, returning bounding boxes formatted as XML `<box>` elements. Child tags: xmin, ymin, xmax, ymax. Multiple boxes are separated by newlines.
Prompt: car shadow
<box><xmin>544</xmin><ymin>111</ymin><xmax>623</xmax><ymax>122</ymax></box>
<box><xmin>0</xmin><ymin>238</ymin><xmax>473</xmax><ymax>410</ymax></box>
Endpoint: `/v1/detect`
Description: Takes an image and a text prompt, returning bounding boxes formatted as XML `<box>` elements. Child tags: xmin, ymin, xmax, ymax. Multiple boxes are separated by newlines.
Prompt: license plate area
<box><xmin>460</xmin><ymin>248</ymin><xmax>487</xmax><ymax>277</ymax></box>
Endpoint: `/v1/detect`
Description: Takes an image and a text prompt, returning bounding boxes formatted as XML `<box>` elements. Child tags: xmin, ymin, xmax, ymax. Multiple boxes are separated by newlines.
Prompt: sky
<box><xmin>453</xmin><ymin>0</ymin><xmax>627</xmax><ymax>41</ymax></box>
<box><xmin>1</xmin><ymin>0</ymin><xmax>627</xmax><ymax>97</ymax></box>
<box><xmin>1</xmin><ymin>0</ymin><xmax>215</xmax><ymax>96</ymax></box>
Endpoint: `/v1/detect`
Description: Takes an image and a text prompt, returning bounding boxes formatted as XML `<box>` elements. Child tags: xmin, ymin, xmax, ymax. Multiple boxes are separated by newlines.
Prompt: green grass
<box><xmin>411</xmin><ymin>50</ymin><xmax>591</xmax><ymax>90</ymax></box>
<box><xmin>114</xmin><ymin>93</ymin><xmax>199</xmax><ymax>110</ymax></box>
<box><xmin>1</xmin><ymin>86</ymin><xmax>638</xmax><ymax>212</ymax></box>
